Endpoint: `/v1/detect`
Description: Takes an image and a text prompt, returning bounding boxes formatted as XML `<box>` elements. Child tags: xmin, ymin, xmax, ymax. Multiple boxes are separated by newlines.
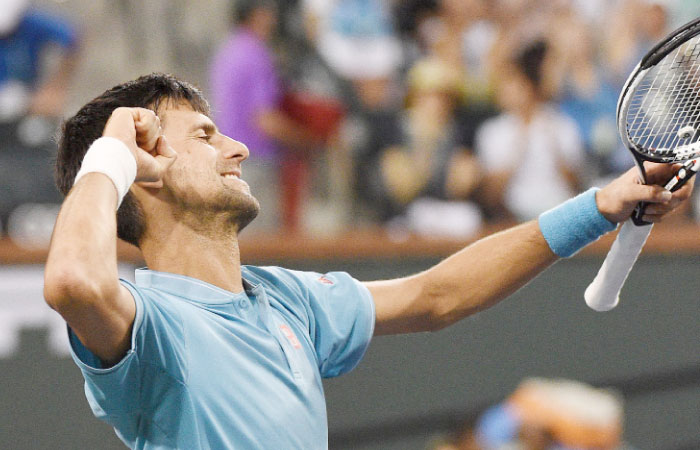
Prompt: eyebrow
<box><xmin>189</xmin><ymin>120</ymin><xmax>218</xmax><ymax>135</ymax></box>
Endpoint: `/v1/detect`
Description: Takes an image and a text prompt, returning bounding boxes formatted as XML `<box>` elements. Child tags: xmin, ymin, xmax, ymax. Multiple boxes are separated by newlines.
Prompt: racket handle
<box><xmin>584</xmin><ymin>220</ymin><xmax>653</xmax><ymax>311</ymax></box>
<box><xmin>631</xmin><ymin>159</ymin><xmax>699</xmax><ymax>226</ymax></box>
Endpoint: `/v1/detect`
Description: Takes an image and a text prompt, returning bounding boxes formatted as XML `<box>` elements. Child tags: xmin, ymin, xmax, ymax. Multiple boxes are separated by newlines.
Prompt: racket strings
<box><xmin>628</xmin><ymin>50</ymin><xmax>684</xmax><ymax>151</ymax></box>
<box><xmin>626</xmin><ymin>34</ymin><xmax>700</xmax><ymax>159</ymax></box>
<box><xmin>636</xmin><ymin>49</ymin><xmax>696</xmax><ymax>145</ymax></box>
<box><xmin>664</xmin><ymin>43</ymin><xmax>700</xmax><ymax>150</ymax></box>
<box><xmin>634</xmin><ymin>42</ymin><xmax>700</xmax><ymax>152</ymax></box>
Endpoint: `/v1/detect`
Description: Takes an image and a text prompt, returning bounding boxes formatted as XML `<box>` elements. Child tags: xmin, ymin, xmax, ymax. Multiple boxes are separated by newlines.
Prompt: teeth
<box><xmin>223</xmin><ymin>174</ymin><xmax>239</xmax><ymax>179</ymax></box>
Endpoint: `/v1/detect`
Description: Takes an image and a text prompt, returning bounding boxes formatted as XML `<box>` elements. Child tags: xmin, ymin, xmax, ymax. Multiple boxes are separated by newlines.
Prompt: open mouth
<box><xmin>220</xmin><ymin>171</ymin><xmax>250</xmax><ymax>191</ymax></box>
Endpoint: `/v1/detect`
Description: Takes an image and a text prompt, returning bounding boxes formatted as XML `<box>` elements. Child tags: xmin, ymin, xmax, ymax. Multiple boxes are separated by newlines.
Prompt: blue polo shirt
<box><xmin>68</xmin><ymin>266</ymin><xmax>375</xmax><ymax>449</ymax></box>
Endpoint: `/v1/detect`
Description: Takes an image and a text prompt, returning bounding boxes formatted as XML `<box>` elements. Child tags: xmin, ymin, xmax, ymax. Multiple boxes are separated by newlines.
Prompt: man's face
<box><xmin>158</xmin><ymin>104</ymin><xmax>260</xmax><ymax>231</ymax></box>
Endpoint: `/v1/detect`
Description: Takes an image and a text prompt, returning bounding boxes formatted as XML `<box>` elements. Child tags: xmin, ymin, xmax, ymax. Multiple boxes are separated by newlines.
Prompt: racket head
<box><xmin>617</xmin><ymin>17</ymin><xmax>700</xmax><ymax>166</ymax></box>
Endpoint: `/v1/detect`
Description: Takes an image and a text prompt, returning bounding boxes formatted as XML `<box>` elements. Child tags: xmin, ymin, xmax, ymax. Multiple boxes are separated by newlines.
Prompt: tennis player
<box><xmin>44</xmin><ymin>74</ymin><xmax>692</xmax><ymax>449</ymax></box>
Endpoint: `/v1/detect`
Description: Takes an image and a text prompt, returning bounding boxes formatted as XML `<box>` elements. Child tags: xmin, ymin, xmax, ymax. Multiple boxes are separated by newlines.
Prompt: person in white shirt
<box><xmin>476</xmin><ymin>40</ymin><xmax>585</xmax><ymax>222</ymax></box>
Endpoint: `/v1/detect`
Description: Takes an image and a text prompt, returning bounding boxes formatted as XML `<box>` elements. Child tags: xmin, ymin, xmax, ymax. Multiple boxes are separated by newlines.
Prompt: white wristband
<box><xmin>74</xmin><ymin>137</ymin><xmax>137</xmax><ymax>208</ymax></box>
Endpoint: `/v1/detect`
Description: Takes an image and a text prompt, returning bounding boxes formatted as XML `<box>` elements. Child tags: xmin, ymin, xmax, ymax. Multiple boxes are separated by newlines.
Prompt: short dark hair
<box><xmin>233</xmin><ymin>0</ymin><xmax>276</xmax><ymax>25</ymax></box>
<box><xmin>55</xmin><ymin>73</ymin><xmax>209</xmax><ymax>247</ymax></box>
<box><xmin>515</xmin><ymin>39</ymin><xmax>548</xmax><ymax>92</ymax></box>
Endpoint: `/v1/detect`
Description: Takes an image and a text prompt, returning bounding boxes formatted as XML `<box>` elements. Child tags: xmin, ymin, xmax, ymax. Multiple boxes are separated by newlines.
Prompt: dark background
<box><xmin>1</xmin><ymin>254</ymin><xmax>698</xmax><ymax>450</ymax></box>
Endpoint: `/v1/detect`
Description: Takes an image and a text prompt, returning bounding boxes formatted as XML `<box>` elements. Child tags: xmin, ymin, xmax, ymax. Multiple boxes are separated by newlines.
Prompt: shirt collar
<box><xmin>134</xmin><ymin>268</ymin><xmax>252</xmax><ymax>305</ymax></box>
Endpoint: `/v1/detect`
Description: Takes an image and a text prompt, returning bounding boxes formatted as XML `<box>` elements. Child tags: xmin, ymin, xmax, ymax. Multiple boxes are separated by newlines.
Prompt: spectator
<box><xmin>394</xmin><ymin>0</ymin><xmax>497</xmax><ymax>106</ymax></box>
<box><xmin>393</xmin><ymin>0</ymin><xmax>439</xmax><ymax>64</ymax></box>
<box><xmin>548</xmin><ymin>11</ymin><xmax>630</xmax><ymax>179</ymax></box>
<box><xmin>0</xmin><ymin>0</ymin><xmax>79</xmax><ymax>238</ymax></box>
<box><xmin>476</xmin><ymin>40</ymin><xmax>585</xmax><ymax>222</ymax></box>
<box><xmin>210</xmin><ymin>0</ymin><xmax>323</xmax><ymax>232</ymax></box>
<box><xmin>0</xmin><ymin>0</ymin><xmax>79</xmax><ymax>123</ymax></box>
<box><xmin>433</xmin><ymin>0</ymin><xmax>497</xmax><ymax>105</ymax></box>
<box><xmin>365</xmin><ymin>58</ymin><xmax>482</xmax><ymax>238</ymax></box>
<box><xmin>475</xmin><ymin>378</ymin><xmax>624</xmax><ymax>450</ymax></box>
<box><xmin>301</xmin><ymin>0</ymin><xmax>403</xmax><ymax>111</ymax></box>
<box><xmin>603</xmin><ymin>0</ymin><xmax>670</xmax><ymax>84</ymax></box>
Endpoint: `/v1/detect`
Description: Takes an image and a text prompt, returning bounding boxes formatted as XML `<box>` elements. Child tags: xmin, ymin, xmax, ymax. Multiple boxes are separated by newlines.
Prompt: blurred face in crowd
<box><xmin>439</xmin><ymin>0</ymin><xmax>486</xmax><ymax>22</ymax></box>
<box><xmin>250</xmin><ymin>5</ymin><xmax>278</xmax><ymax>41</ymax></box>
<box><xmin>496</xmin><ymin>70</ymin><xmax>538</xmax><ymax>117</ymax></box>
<box><xmin>412</xmin><ymin>88</ymin><xmax>456</xmax><ymax>124</ymax></box>
<box><xmin>551</xmin><ymin>14</ymin><xmax>593</xmax><ymax>64</ymax></box>
<box><xmin>152</xmin><ymin>102</ymin><xmax>260</xmax><ymax>232</ymax></box>
<box><xmin>639</xmin><ymin>3</ymin><xmax>667</xmax><ymax>39</ymax></box>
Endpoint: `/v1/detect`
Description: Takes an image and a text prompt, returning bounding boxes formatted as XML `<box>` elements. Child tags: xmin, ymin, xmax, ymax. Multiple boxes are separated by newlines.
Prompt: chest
<box><xmin>181</xmin><ymin>291</ymin><xmax>322</xmax><ymax>408</ymax></box>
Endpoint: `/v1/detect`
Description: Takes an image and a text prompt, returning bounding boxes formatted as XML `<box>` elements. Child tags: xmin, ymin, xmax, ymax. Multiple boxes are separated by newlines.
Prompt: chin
<box><xmin>226</xmin><ymin>191</ymin><xmax>260</xmax><ymax>233</ymax></box>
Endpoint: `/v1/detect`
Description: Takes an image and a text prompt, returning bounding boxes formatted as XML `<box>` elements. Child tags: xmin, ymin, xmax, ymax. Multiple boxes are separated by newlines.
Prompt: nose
<box><xmin>221</xmin><ymin>135</ymin><xmax>249</xmax><ymax>162</ymax></box>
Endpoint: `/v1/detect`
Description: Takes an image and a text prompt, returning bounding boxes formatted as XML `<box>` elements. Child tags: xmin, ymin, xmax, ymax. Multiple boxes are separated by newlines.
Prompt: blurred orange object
<box><xmin>508</xmin><ymin>378</ymin><xmax>623</xmax><ymax>449</ymax></box>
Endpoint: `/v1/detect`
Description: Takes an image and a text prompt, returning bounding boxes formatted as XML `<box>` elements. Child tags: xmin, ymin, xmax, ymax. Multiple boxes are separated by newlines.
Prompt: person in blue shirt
<box><xmin>0</xmin><ymin>0</ymin><xmax>79</xmax><ymax>120</ymax></box>
<box><xmin>44</xmin><ymin>73</ymin><xmax>692</xmax><ymax>449</ymax></box>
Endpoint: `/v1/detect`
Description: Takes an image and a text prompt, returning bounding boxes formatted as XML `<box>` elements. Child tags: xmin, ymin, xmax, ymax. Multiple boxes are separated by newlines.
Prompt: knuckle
<box><xmin>111</xmin><ymin>107</ymin><xmax>129</xmax><ymax>117</ymax></box>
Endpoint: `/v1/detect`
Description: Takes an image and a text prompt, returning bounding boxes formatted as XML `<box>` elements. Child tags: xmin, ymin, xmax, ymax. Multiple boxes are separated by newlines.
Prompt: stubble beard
<box><xmin>176</xmin><ymin>185</ymin><xmax>260</xmax><ymax>235</ymax></box>
<box><xmin>215</xmin><ymin>184</ymin><xmax>260</xmax><ymax>233</ymax></box>
<box><xmin>228</xmin><ymin>189</ymin><xmax>260</xmax><ymax>233</ymax></box>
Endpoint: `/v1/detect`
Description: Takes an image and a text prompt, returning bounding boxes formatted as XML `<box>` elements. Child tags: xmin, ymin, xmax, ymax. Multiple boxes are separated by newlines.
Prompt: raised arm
<box><xmin>366</xmin><ymin>163</ymin><xmax>693</xmax><ymax>335</ymax></box>
<box><xmin>44</xmin><ymin>108</ymin><xmax>175</xmax><ymax>365</ymax></box>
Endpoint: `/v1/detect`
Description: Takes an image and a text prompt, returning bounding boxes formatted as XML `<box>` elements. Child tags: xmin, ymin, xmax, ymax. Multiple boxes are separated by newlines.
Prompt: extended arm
<box><xmin>367</xmin><ymin>220</ymin><xmax>554</xmax><ymax>334</ymax></box>
<box><xmin>367</xmin><ymin>163</ymin><xmax>693</xmax><ymax>335</ymax></box>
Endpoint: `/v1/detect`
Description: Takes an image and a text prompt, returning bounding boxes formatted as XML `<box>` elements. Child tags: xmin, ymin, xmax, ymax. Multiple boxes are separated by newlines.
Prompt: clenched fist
<box><xmin>103</xmin><ymin>107</ymin><xmax>177</xmax><ymax>188</ymax></box>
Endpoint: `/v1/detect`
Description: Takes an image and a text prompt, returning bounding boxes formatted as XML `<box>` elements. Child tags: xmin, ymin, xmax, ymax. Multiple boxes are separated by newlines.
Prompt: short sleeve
<box><xmin>283</xmin><ymin>269</ymin><xmax>375</xmax><ymax>378</ymax></box>
<box><xmin>67</xmin><ymin>279</ymin><xmax>187</xmax><ymax>420</ymax></box>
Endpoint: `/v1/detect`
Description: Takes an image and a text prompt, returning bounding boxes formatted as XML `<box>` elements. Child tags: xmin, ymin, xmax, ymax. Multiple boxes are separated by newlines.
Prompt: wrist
<box><xmin>594</xmin><ymin>187</ymin><xmax>622</xmax><ymax>224</ymax></box>
<box><xmin>538</xmin><ymin>188</ymin><xmax>618</xmax><ymax>258</ymax></box>
<box><xmin>74</xmin><ymin>137</ymin><xmax>137</xmax><ymax>208</ymax></box>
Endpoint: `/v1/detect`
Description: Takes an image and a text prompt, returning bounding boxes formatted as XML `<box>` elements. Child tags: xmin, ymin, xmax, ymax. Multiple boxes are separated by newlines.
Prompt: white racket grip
<box><xmin>584</xmin><ymin>220</ymin><xmax>653</xmax><ymax>311</ymax></box>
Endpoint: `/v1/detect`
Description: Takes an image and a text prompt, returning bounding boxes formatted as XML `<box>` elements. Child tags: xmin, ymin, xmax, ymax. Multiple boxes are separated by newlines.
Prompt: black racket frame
<box><xmin>615</xmin><ymin>17</ymin><xmax>700</xmax><ymax>225</ymax></box>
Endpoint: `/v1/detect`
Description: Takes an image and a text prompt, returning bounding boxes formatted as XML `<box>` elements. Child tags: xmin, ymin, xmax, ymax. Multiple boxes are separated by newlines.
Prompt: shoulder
<box><xmin>243</xmin><ymin>265</ymin><xmax>309</xmax><ymax>291</ymax></box>
<box><xmin>120</xmin><ymin>278</ymin><xmax>186</xmax><ymax>333</ymax></box>
<box><xmin>242</xmin><ymin>266</ymin><xmax>368</xmax><ymax>306</ymax></box>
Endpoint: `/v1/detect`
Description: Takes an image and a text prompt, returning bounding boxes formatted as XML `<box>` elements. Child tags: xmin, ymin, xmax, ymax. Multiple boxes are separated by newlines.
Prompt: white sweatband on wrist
<box><xmin>538</xmin><ymin>188</ymin><xmax>618</xmax><ymax>258</ymax></box>
<box><xmin>73</xmin><ymin>137</ymin><xmax>137</xmax><ymax>208</ymax></box>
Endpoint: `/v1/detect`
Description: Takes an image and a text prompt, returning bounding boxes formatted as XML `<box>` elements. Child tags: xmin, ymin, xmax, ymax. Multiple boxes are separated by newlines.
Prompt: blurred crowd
<box><xmin>428</xmin><ymin>378</ymin><xmax>632</xmax><ymax>450</ymax></box>
<box><xmin>0</xmin><ymin>2</ymin><xmax>696</xmax><ymax>448</ymax></box>
<box><xmin>2</xmin><ymin>0</ymin><xmax>700</xmax><ymax>246</ymax></box>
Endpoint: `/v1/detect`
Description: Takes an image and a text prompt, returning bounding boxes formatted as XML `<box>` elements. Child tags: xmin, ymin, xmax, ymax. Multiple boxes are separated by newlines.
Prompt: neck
<box><xmin>243</xmin><ymin>21</ymin><xmax>270</xmax><ymax>42</ymax></box>
<box><xmin>517</xmin><ymin>102</ymin><xmax>539</xmax><ymax>124</ymax></box>
<box><xmin>140</xmin><ymin>216</ymin><xmax>244</xmax><ymax>293</ymax></box>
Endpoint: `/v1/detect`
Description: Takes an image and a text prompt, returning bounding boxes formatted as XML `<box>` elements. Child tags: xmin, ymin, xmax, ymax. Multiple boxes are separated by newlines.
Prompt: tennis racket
<box><xmin>584</xmin><ymin>17</ymin><xmax>700</xmax><ymax>312</ymax></box>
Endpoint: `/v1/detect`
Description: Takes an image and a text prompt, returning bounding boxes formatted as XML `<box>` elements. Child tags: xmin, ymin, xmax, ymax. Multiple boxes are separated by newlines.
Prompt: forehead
<box><xmin>159</xmin><ymin>104</ymin><xmax>213</xmax><ymax>131</ymax></box>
